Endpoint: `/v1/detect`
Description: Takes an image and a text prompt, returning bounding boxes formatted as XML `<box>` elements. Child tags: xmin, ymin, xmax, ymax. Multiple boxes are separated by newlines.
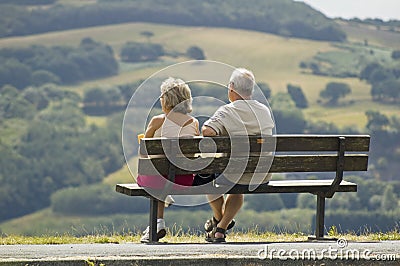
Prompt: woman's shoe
<box><xmin>140</xmin><ymin>219</ymin><xmax>166</xmax><ymax>243</ymax></box>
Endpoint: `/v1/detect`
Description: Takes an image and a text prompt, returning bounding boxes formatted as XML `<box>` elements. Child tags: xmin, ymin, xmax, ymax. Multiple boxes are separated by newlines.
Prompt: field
<box><xmin>1</xmin><ymin>22</ymin><xmax>399</xmax><ymax>130</ymax></box>
<box><xmin>1</xmin><ymin>20</ymin><xmax>400</xmax><ymax>236</ymax></box>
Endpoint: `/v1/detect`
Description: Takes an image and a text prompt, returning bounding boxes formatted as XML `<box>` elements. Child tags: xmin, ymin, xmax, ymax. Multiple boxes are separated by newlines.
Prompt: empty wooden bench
<box><xmin>116</xmin><ymin>134</ymin><xmax>370</xmax><ymax>242</ymax></box>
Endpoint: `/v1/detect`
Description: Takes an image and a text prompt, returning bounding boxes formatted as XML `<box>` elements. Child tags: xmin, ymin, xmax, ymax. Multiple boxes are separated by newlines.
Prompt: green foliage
<box><xmin>186</xmin><ymin>46</ymin><xmax>205</xmax><ymax>60</ymax></box>
<box><xmin>305</xmin><ymin>120</ymin><xmax>340</xmax><ymax>134</ymax></box>
<box><xmin>381</xmin><ymin>185</ymin><xmax>399</xmax><ymax>211</ymax></box>
<box><xmin>1</xmin><ymin>0</ymin><xmax>346</xmax><ymax>42</ymax></box>
<box><xmin>325</xmin><ymin>209</ymin><xmax>400</xmax><ymax>234</ymax></box>
<box><xmin>257</xmin><ymin>83</ymin><xmax>271</xmax><ymax>99</ymax></box>
<box><xmin>327</xmin><ymin>192</ymin><xmax>362</xmax><ymax>210</ymax></box>
<box><xmin>31</xmin><ymin>70</ymin><xmax>60</xmax><ymax>87</ymax></box>
<box><xmin>0</xmin><ymin>85</ymin><xmax>36</xmax><ymax>120</ymax></box>
<box><xmin>360</xmin><ymin>62</ymin><xmax>384</xmax><ymax>81</ymax></box>
<box><xmin>286</xmin><ymin>84</ymin><xmax>308</xmax><ymax>108</ymax></box>
<box><xmin>51</xmin><ymin>184</ymin><xmax>149</xmax><ymax>215</ymax></box>
<box><xmin>0</xmin><ymin>0</ymin><xmax>56</xmax><ymax>4</ymax></box>
<box><xmin>364</xmin><ymin>111</ymin><xmax>400</xmax><ymax>180</ymax></box>
<box><xmin>0</xmin><ymin>39</ymin><xmax>118</xmax><ymax>88</ymax></box>
<box><xmin>140</xmin><ymin>31</ymin><xmax>154</xmax><ymax>42</ymax></box>
<box><xmin>271</xmin><ymin>93</ymin><xmax>306</xmax><ymax>133</ymax></box>
<box><xmin>83</xmin><ymin>86</ymin><xmax>125</xmax><ymax>116</ymax></box>
<box><xmin>371</xmin><ymin>79</ymin><xmax>400</xmax><ymax>102</ymax></box>
<box><xmin>296</xmin><ymin>194</ymin><xmax>315</xmax><ymax>209</ymax></box>
<box><xmin>304</xmin><ymin>43</ymin><xmax>394</xmax><ymax>78</ymax></box>
<box><xmin>0</xmin><ymin>89</ymin><xmax>125</xmax><ymax>222</ymax></box>
<box><xmin>0</xmin><ymin>59</ymin><xmax>32</xmax><ymax>90</ymax></box>
<box><xmin>360</xmin><ymin>62</ymin><xmax>400</xmax><ymax>103</ymax></box>
<box><xmin>120</xmin><ymin>42</ymin><xmax>164</xmax><ymax>62</ymax></box>
<box><xmin>319</xmin><ymin>82</ymin><xmax>351</xmax><ymax>105</ymax></box>
<box><xmin>391</xmin><ymin>50</ymin><xmax>400</xmax><ymax>60</ymax></box>
<box><xmin>365</xmin><ymin>110</ymin><xmax>390</xmax><ymax>131</ymax></box>
<box><xmin>245</xmin><ymin>194</ymin><xmax>285</xmax><ymax>212</ymax></box>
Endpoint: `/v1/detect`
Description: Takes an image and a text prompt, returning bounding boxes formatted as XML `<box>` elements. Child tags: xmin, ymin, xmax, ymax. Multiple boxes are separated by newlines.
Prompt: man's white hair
<box><xmin>229</xmin><ymin>68</ymin><xmax>255</xmax><ymax>97</ymax></box>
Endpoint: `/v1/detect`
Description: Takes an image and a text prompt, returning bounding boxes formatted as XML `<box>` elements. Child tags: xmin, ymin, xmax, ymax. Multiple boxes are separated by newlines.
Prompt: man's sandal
<box><xmin>205</xmin><ymin>227</ymin><xmax>226</xmax><ymax>243</ymax></box>
<box><xmin>204</xmin><ymin>217</ymin><xmax>235</xmax><ymax>232</ymax></box>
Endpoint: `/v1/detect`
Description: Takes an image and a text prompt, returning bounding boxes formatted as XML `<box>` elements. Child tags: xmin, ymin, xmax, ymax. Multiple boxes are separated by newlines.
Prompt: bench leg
<box><xmin>308</xmin><ymin>195</ymin><xmax>335</xmax><ymax>241</ymax></box>
<box><xmin>315</xmin><ymin>195</ymin><xmax>325</xmax><ymax>239</ymax></box>
<box><xmin>149</xmin><ymin>197</ymin><xmax>158</xmax><ymax>242</ymax></box>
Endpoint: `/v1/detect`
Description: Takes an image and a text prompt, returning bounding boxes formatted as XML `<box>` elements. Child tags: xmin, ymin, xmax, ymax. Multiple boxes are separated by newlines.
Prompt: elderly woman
<box><xmin>137</xmin><ymin>77</ymin><xmax>199</xmax><ymax>242</ymax></box>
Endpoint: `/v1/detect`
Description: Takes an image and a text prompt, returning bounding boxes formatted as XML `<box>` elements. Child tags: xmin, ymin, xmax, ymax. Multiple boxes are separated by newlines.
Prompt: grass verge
<box><xmin>1</xmin><ymin>230</ymin><xmax>400</xmax><ymax>245</ymax></box>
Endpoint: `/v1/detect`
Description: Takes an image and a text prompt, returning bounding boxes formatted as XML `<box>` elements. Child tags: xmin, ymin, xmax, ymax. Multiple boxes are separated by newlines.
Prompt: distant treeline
<box><xmin>0</xmin><ymin>0</ymin><xmax>55</xmax><ymax>4</ymax></box>
<box><xmin>0</xmin><ymin>0</ymin><xmax>346</xmax><ymax>42</ymax></box>
<box><xmin>0</xmin><ymin>38</ymin><xmax>118</xmax><ymax>89</ymax></box>
<box><xmin>348</xmin><ymin>18</ymin><xmax>400</xmax><ymax>28</ymax></box>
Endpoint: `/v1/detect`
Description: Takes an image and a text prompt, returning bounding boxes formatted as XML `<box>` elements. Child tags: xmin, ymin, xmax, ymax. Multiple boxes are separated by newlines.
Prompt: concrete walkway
<box><xmin>1</xmin><ymin>240</ymin><xmax>399</xmax><ymax>265</ymax></box>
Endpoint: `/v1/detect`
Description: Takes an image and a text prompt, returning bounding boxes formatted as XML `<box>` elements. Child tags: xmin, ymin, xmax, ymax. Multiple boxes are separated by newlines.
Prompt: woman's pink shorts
<box><xmin>137</xmin><ymin>174</ymin><xmax>194</xmax><ymax>190</ymax></box>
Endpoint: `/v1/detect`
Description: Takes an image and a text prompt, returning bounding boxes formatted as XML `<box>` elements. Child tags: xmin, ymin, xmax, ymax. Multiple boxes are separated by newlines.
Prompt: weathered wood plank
<box><xmin>137</xmin><ymin>154</ymin><xmax>369</xmax><ymax>175</ymax></box>
<box><xmin>140</xmin><ymin>135</ymin><xmax>370</xmax><ymax>155</ymax></box>
<box><xmin>116</xmin><ymin>180</ymin><xmax>357</xmax><ymax>196</ymax></box>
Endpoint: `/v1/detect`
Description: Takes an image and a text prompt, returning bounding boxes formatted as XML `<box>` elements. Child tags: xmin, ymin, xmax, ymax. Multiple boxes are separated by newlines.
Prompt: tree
<box><xmin>246</xmin><ymin>194</ymin><xmax>285</xmax><ymax>211</ymax></box>
<box><xmin>381</xmin><ymin>185</ymin><xmax>398</xmax><ymax>211</ymax></box>
<box><xmin>371</xmin><ymin>79</ymin><xmax>400</xmax><ymax>102</ymax></box>
<box><xmin>297</xmin><ymin>194</ymin><xmax>315</xmax><ymax>209</ymax></box>
<box><xmin>83</xmin><ymin>87</ymin><xmax>107</xmax><ymax>107</ymax></box>
<box><xmin>360</xmin><ymin>63</ymin><xmax>380</xmax><ymax>80</ymax></box>
<box><xmin>258</xmin><ymin>82</ymin><xmax>271</xmax><ymax>99</ymax></box>
<box><xmin>271</xmin><ymin>93</ymin><xmax>306</xmax><ymax>133</ymax></box>
<box><xmin>287</xmin><ymin>84</ymin><xmax>308</xmax><ymax>108</ymax></box>
<box><xmin>391</xmin><ymin>50</ymin><xmax>400</xmax><ymax>60</ymax></box>
<box><xmin>31</xmin><ymin>70</ymin><xmax>60</xmax><ymax>86</ymax></box>
<box><xmin>21</xmin><ymin>87</ymin><xmax>50</xmax><ymax>111</ymax></box>
<box><xmin>365</xmin><ymin>110</ymin><xmax>389</xmax><ymax>131</ymax></box>
<box><xmin>368</xmin><ymin>68</ymin><xmax>396</xmax><ymax>86</ymax></box>
<box><xmin>0</xmin><ymin>59</ymin><xmax>31</xmax><ymax>89</ymax></box>
<box><xmin>120</xmin><ymin>42</ymin><xmax>164</xmax><ymax>62</ymax></box>
<box><xmin>186</xmin><ymin>46</ymin><xmax>205</xmax><ymax>60</ymax></box>
<box><xmin>0</xmin><ymin>85</ymin><xmax>35</xmax><ymax>119</ymax></box>
<box><xmin>140</xmin><ymin>31</ymin><xmax>154</xmax><ymax>42</ymax></box>
<box><xmin>319</xmin><ymin>82</ymin><xmax>351</xmax><ymax>105</ymax></box>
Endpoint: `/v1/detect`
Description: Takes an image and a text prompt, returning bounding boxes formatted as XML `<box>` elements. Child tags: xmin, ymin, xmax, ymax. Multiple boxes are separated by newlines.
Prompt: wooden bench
<box><xmin>116</xmin><ymin>134</ymin><xmax>370</xmax><ymax>242</ymax></box>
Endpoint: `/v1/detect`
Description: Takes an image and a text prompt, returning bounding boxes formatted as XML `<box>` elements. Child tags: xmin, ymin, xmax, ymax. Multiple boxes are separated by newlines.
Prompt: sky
<box><xmin>296</xmin><ymin>0</ymin><xmax>400</xmax><ymax>21</ymax></box>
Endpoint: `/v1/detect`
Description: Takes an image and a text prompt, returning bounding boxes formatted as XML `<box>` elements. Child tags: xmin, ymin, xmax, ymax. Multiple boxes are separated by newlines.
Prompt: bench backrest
<box><xmin>138</xmin><ymin>135</ymin><xmax>370</xmax><ymax>176</ymax></box>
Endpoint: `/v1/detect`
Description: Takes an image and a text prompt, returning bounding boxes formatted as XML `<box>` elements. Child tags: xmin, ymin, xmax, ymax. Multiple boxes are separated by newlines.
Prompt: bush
<box><xmin>51</xmin><ymin>184</ymin><xmax>149</xmax><ymax>215</ymax></box>
<box><xmin>324</xmin><ymin>210</ymin><xmax>400</xmax><ymax>233</ymax></box>
<box><xmin>319</xmin><ymin>82</ymin><xmax>351</xmax><ymax>105</ymax></box>
<box><xmin>391</xmin><ymin>50</ymin><xmax>400</xmax><ymax>60</ymax></box>
<box><xmin>31</xmin><ymin>70</ymin><xmax>60</xmax><ymax>86</ymax></box>
<box><xmin>287</xmin><ymin>84</ymin><xmax>308</xmax><ymax>108</ymax></box>
<box><xmin>120</xmin><ymin>42</ymin><xmax>164</xmax><ymax>62</ymax></box>
<box><xmin>186</xmin><ymin>46</ymin><xmax>205</xmax><ymax>60</ymax></box>
<box><xmin>245</xmin><ymin>194</ymin><xmax>285</xmax><ymax>211</ymax></box>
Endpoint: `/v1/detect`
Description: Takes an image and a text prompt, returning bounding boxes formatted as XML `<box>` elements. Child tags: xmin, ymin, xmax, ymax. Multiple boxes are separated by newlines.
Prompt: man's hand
<box><xmin>202</xmin><ymin>125</ymin><xmax>217</xmax><ymax>136</ymax></box>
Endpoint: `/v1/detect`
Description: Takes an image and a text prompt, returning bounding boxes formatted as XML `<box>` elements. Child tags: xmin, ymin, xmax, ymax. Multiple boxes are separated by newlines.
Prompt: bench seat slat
<box><xmin>116</xmin><ymin>180</ymin><xmax>357</xmax><ymax>196</ymax></box>
<box><xmin>138</xmin><ymin>154</ymin><xmax>369</xmax><ymax>175</ymax></box>
<box><xmin>140</xmin><ymin>135</ymin><xmax>370</xmax><ymax>155</ymax></box>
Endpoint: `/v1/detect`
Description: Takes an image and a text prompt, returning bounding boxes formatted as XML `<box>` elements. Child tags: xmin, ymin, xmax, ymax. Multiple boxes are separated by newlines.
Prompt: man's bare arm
<box><xmin>202</xmin><ymin>125</ymin><xmax>217</xmax><ymax>136</ymax></box>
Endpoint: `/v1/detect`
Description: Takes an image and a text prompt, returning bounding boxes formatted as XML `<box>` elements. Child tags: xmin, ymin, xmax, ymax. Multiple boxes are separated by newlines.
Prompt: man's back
<box><xmin>203</xmin><ymin>100</ymin><xmax>274</xmax><ymax>137</ymax></box>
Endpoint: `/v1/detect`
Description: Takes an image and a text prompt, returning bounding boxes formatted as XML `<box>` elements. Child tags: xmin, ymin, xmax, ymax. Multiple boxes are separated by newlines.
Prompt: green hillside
<box><xmin>1</xmin><ymin>16</ymin><xmax>400</xmax><ymax>235</ymax></box>
<box><xmin>1</xmin><ymin>22</ymin><xmax>397</xmax><ymax>129</ymax></box>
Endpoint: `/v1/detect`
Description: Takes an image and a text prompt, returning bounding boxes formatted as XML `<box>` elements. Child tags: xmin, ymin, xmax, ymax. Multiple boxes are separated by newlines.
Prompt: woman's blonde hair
<box><xmin>160</xmin><ymin>77</ymin><xmax>192</xmax><ymax>113</ymax></box>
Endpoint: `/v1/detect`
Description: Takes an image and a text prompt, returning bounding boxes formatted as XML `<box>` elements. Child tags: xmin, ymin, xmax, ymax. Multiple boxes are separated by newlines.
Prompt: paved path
<box><xmin>0</xmin><ymin>240</ymin><xmax>399</xmax><ymax>265</ymax></box>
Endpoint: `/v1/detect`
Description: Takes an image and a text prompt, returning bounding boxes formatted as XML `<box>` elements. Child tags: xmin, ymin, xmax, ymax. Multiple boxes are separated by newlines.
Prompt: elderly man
<box><xmin>201</xmin><ymin>68</ymin><xmax>275</xmax><ymax>243</ymax></box>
